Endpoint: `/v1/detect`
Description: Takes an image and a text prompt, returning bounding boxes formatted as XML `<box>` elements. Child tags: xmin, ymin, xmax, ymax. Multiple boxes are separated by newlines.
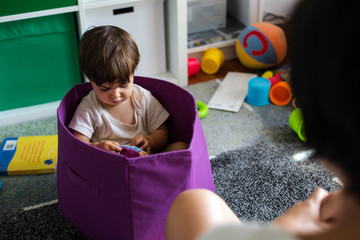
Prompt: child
<box><xmin>69</xmin><ymin>25</ymin><xmax>188</xmax><ymax>155</ymax></box>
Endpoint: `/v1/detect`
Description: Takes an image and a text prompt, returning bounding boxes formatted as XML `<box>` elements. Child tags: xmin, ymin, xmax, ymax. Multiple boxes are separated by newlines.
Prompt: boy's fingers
<box><xmin>134</xmin><ymin>138</ymin><xmax>145</xmax><ymax>148</ymax></box>
<box><xmin>131</xmin><ymin>136</ymin><xmax>140</xmax><ymax>147</ymax></box>
<box><xmin>108</xmin><ymin>141</ymin><xmax>121</xmax><ymax>152</ymax></box>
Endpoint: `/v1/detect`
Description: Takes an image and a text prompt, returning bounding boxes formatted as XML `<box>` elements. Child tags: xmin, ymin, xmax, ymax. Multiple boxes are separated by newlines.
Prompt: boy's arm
<box><xmin>72</xmin><ymin>130</ymin><xmax>122</xmax><ymax>153</ymax></box>
<box><xmin>132</xmin><ymin>124</ymin><xmax>169</xmax><ymax>153</ymax></box>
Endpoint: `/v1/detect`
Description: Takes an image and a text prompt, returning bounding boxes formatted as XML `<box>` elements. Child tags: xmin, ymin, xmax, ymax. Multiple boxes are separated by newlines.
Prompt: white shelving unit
<box><xmin>164</xmin><ymin>0</ymin><xmax>188</xmax><ymax>86</ymax></box>
<box><xmin>164</xmin><ymin>0</ymin><xmax>241</xmax><ymax>86</ymax></box>
<box><xmin>0</xmin><ymin>0</ymin><xmax>189</xmax><ymax>127</ymax></box>
<box><xmin>185</xmin><ymin>0</ymin><xmax>251</xmax><ymax>71</ymax></box>
<box><xmin>0</xmin><ymin>4</ymin><xmax>80</xmax><ymax>127</ymax></box>
<box><xmin>0</xmin><ymin>0</ymin><xmax>243</xmax><ymax>126</ymax></box>
<box><xmin>0</xmin><ymin>0</ymin><xmax>189</xmax><ymax>86</ymax></box>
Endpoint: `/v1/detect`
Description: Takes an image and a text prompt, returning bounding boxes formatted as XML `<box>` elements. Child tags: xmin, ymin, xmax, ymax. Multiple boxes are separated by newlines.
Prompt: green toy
<box><xmin>196</xmin><ymin>101</ymin><xmax>208</xmax><ymax>119</ymax></box>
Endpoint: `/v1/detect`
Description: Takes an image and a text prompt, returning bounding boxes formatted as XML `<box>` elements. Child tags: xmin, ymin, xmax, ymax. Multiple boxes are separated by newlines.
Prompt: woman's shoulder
<box><xmin>198</xmin><ymin>224</ymin><xmax>299</xmax><ymax>240</ymax></box>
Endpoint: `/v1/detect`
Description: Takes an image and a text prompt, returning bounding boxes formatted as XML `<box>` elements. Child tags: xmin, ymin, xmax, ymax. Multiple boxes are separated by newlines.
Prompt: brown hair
<box><xmin>78</xmin><ymin>25</ymin><xmax>140</xmax><ymax>86</ymax></box>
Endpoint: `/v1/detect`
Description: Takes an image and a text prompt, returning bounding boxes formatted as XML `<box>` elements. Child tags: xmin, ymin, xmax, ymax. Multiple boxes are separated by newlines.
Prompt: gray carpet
<box><xmin>212</xmin><ymin>142</ymin><xmax>340</xmax><ymax>224</ymax></box>
<box><xmin>0</xmin><ymin>142</ymin><xmax>340</xmax><ymax>238</ymax></box>
<box><xmin>0</xmin><ymin>203</ymin><xmax>87</xmax><ymax>239</ymax></box>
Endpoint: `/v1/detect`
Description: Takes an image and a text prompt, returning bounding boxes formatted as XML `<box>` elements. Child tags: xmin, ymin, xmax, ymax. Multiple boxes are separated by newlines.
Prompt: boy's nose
<box><xmin>112</xmin><ymin>88</ymin><xmax>121</xmax><ymax>98</ymax></box>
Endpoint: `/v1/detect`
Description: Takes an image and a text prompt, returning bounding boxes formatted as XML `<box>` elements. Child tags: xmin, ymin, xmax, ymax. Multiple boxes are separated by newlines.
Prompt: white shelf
<box><xmin>188</xmin><ymin>39</ymin><xmax>236</xmax><ymax>54</ymax></box>
<box><xmin>188</xmin><ymin>39</ymin><xmax>237</xmax><ymax>60</ymax></box>
<box><xmin>82</xmin><ymin>0</ymin><xmax>160</xmax><ymax>9</ymax></box>
<box><xmin>152</xmin><ymin>71</ymin><xmax>179</xmax><ymax>85</ymax></box>
<box><xmin>0</xmin><ymin>6</ymin><xmax>79</xmax><ymax>23</ymax></box>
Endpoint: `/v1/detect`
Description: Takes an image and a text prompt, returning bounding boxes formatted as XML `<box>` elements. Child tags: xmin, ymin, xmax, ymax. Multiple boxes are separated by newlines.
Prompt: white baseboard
<box><xmin>0</xmin><ymin>101</ymin><xmax>60</xmax><ymax>127</ymax></box>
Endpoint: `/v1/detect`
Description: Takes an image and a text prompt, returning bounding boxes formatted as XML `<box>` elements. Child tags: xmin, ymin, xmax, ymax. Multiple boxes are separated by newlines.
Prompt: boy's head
<box><xmin>78</xmin><ymin>25</ymin><xmax>140</xmax><ymax>86</ymax></box>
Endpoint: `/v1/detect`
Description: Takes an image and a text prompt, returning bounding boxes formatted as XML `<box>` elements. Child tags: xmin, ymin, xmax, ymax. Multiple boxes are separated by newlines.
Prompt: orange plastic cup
<box><xmin>201</xmin><ymin>48</ymin><xmax>224</xmax><ymax>74</ymax></box>
<box><xmin>269</xmin><ymin>81</ymin><xmax>292</xmax><ymax>106</ymax></box>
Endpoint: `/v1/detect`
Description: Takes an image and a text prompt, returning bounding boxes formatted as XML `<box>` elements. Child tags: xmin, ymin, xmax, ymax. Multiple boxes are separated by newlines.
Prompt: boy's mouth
<box><xmin>111</xmin><ymin>97</ymin><xmax>126</xmax><ymax>104</ymax></box>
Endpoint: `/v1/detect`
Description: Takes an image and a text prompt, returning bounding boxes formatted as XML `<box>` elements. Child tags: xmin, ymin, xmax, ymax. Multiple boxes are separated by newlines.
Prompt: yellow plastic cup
<box><xmin>289</xmin><ymin>108</ymin><xmax>307</xmax><ymax>141</ymax></box>
<box><xmin>201</xmin><ymin>48</ymin><xmax>224</xmax><ymax>74</ymax></box>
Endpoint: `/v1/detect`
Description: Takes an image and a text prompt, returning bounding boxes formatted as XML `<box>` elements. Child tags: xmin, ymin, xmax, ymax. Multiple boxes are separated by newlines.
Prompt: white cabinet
<box><xmin>79</xmin><ymin>0</ymin><xmax>167</xmax><ymax>78</ymax></box>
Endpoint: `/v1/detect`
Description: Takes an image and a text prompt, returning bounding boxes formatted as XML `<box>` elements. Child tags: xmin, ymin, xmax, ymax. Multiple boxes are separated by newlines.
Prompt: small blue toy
<box><xmin>119</xmin><ymin>145</ymin><xmax>143</xmax><ymax>152</ymax></box>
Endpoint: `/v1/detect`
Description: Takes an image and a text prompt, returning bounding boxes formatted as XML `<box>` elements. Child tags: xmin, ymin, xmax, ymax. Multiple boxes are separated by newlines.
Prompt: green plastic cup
<box><xmin>289</xmin><ymin>108</ymin><xmax>307</xmax><ymax>141</ymax></box>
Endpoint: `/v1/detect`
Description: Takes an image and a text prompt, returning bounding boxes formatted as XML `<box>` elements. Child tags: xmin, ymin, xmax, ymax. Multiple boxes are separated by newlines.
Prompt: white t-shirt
<box><xmin>197</xmin><ymin>224</ymin><xmax>299</xmax><ymax>240</ymax></box>
<box><xmin>68</xmin><ymin>84</ymin><xmax>169</xmax><ymax>145</ymax></box>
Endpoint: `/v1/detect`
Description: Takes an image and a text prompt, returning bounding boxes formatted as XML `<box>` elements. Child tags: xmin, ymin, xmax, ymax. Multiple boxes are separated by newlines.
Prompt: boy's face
<box><xmin>90</xmin><ymin>75</ymin><xmax>134</xmax><ymax>108</ymax></box>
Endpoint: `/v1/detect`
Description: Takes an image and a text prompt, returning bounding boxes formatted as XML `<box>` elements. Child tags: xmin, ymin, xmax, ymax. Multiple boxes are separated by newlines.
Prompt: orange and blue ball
<box><xmin>236</xmin><ymin>22</ymin><xmax>287</xmax><ymax>69</ymax></box>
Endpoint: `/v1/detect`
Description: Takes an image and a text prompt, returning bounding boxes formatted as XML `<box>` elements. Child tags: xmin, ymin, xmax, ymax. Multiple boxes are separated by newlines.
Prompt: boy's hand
<box><xmin>131</xmin><ymin>135</ymin><xmax>151</xmax><ymax>153</ymax></box>
<box><xmin>93</xmin><ymin>140</ymin><xmax>122</xmax><ymax>153</ymax></box>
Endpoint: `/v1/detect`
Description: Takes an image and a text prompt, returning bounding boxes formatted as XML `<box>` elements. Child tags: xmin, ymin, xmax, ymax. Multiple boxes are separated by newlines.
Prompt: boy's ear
<box><xmin>88</xmin><ymin>79</ymin><xmax>97</xmax><ymax>85</ymax></box>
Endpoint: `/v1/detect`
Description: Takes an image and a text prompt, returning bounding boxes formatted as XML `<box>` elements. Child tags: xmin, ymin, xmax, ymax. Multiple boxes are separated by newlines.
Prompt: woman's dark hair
<box><xmin>290</xmin><ymin>0</ymin><xmax>360</xmax><ymax>197</ymax></box>
<box><xmin>78</xmin><ymin>25</ymin><xmax>140</xmax><ymax>86</ymax></box>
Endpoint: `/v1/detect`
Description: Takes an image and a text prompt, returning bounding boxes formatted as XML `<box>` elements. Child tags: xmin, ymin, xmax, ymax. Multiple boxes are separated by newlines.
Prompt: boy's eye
<box><xmin>121</xmin><ymin>84</ymin><xmax>128</xmax><ymax>89</ymax></box>
<box><xmin>99</xmin><ymin>87</ymin><xmax>109</xmax><ymax>91</ymax></box>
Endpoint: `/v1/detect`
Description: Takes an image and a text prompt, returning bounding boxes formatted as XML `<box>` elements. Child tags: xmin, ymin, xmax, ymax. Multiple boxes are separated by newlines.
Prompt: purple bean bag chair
<box><xmin>57</xmin><ymin>76</ymin><xmax>215</xmax><ymax>240</ymax></box>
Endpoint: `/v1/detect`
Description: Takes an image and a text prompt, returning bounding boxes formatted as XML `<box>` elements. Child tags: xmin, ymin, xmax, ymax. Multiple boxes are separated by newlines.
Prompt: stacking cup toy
<box><xmin>201</xmin><ymin>48</ymin><xmax>224</xmax><ymax>74</ymax></box>
<box><xmin>289</xmin><ymin>108</ymin><xmax>307</xmax><ymax>141</ymax></box>
<box><xmin>269</xmin><ymin>81</ymin><xmax>292</xmax><ymax>106</ymax></box>
<box><xmin>262</xmin><ymin>70</ymin><xmax>273</xmax><ymax>79</ymax></box>
<box><xmin>188</xmin><ymin>57</ymin><xmax>200</xmax><ymax>77</ymax></box>
<box><xmin>245</xmin><ymin>77</ymin><xmax>271</xmax><ymax>106</ymax></box>
<box><xmin>268</xmin><ymin>74</ymin><xmax>281</xmax><ymax>86</ymax></box>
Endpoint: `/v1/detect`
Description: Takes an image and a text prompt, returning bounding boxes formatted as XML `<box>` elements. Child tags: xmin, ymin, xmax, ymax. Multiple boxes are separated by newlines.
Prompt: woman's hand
<box><xmin>273</xmin><ymin>188</ymin><xmax>339</xmax><ymax>236</ymax></box>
